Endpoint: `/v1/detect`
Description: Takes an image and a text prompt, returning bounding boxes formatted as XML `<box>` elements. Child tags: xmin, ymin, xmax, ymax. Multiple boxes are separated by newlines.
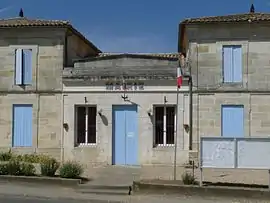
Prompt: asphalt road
<box><xmin>0</xmin><ymin>195</ymin><xmax>263</xmax><ymax>203</ymax></box>
<box><xmin>0</xmin><ymin>195</ymin><xmax>120</xmax><ymax>203</ymax></box>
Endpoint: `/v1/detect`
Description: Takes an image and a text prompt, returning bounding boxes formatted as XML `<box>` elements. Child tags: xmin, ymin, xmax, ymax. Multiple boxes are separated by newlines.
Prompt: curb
<box><xmin>0</xmin><ymin>193</ymin><xmax>122</xmax><ymax>203</ymax></box>
<box><xmin>0</xmin><ymin>175</ymin><xmax>81</xmax><ymax>187</ymax></box>
<box><xmin>133</xmin><ymin>181</ymin><xmax>270</xmax><ymax>200</ymax></box>
<box><xmin>76</xmin><ymin>184</ymin><xmax>132</xmax><ymax>195</ymax></box>
<box><xmin>78</xmin><ymin>184</ymin><xmax>130</xmax><ymax>190</ymax></box>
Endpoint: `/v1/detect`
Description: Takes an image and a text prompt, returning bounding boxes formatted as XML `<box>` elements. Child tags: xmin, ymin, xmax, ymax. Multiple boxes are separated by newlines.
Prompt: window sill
<box><xmin>153</xmin><ymin>144</ymin><xmax>175</xmax><ymax>148</ymax></box>
<box><xmin>75</xmin><ymin>143</ymin><xmax>97</xmax><ymax>147</ymax></box>
<box><xmin>221</xmin><ymin>82</ymin><xmax>243</xmax><ymax>86</ymax></box>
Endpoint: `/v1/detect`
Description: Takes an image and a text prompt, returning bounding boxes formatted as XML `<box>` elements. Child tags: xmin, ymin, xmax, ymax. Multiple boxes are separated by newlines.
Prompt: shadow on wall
<box><xmin>100</xmin><ymin>115</ymin><xmax>108</xmax><ymax>126</ymax></box>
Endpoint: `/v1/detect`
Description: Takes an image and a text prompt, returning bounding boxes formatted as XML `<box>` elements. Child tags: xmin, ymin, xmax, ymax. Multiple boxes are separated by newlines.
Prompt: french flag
<box><xmin>177</xmin><ymin>67</ymin><xmax>183</xmax><ymax>88</ymax></box>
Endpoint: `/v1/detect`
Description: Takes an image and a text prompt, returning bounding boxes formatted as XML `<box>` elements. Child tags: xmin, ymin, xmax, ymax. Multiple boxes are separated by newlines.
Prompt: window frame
<box><xmin>153</xmin><ymin>104</ymin><xmax>176</xmax><ymax>147</ymax></box>
<box><xmin>74</xmin><ymin>105</ymin><xmax>97</xmax><ymax>147</ymax></box>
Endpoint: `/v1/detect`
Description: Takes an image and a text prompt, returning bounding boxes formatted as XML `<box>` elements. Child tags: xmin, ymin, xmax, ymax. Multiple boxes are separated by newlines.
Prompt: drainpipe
<box><xmin>36</xmin><ymin>47</ymin><xmax>40</xmax><ymax>153</ymax></box>
<box><xmin>188</xmin><ymin>74</ymin><xmax>193</xmax><ymax>150</ymax></box>
<box><xmin>61</xmin><ymin>94</ymin><xmax>68</xmax><ymax>163</ymax></box>
<box><xmin>183</xmin><ymin>58</ymin><xmax>193</xmax><ymax>150</ymax></box>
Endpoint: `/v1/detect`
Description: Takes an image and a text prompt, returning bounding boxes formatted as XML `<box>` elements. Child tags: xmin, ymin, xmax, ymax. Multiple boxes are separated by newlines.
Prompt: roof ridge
<box><xmin>0</xmin><ymin>16</ymin><xmax>70</xmax><ymax>23</ymax></box>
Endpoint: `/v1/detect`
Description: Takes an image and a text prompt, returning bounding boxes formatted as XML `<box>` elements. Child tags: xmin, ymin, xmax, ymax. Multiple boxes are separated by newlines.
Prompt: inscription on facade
<box><xmin>105</xmin><ymin>82</ymin><xmax>144</xmax><ymax>90</ymax></box>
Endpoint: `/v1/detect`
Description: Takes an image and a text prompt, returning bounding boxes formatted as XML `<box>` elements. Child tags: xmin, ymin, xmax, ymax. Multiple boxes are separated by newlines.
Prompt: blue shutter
<box><xmin>221</xmin><ymin>105</ymin><xmax>244</xmax><ymax>138</ymax></box>
<box><xmin>22</xmin><ymin>49</ymin><xmax>32</xmax><ymax>85</ymax></box>
<box><xmin>223</xmin><ymin>46</ymin><xmax>233</xmax><ymax>82</ymax></box>
<box><xmin>232</xmin><ymin>46</ymin><xmax>242</xmax><ymax>82</ymax></box>
<box><xmin>12</xmin><ymin>104</ymin><xmax>33</xmax><ymax>147</ymax></box>
<box><xmin>15</xmin><ymin>49</ymin><xmax>23</xmax><ymax>85</ymax></box>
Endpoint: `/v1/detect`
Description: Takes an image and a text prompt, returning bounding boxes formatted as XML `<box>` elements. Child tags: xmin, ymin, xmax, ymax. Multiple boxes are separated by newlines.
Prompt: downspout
<box><xmin>181</xmin><ymin>53</ymin><xmax>193</xmax><ymax>150</ymax></box>
<box><xmin>36</xmin><ymin>47</ymin><xmax>40</xmax><ymax>153</ymax></box>
<box><xmin>248</xmin><ymin>19</ymin><xmax>251</xmax><ymax>137</ymax></box>
<box><xmin>188</xmin><ymin>73</ymin><xmax>193</xmax><ymax>150</ymax></box>
<box><xmin>61</xmin><ymin>33</ymin><xmax>68</xmax><ymax>163</ymax></box>
<box><xmin>184</xmin><ymin>70</ymin><xmax>193</xmax><ymax>150</ymax></box>
<box><xmin>61</xmin><ymin>94</ymin><xmax>67</xmax><ymax>163</ymax></box>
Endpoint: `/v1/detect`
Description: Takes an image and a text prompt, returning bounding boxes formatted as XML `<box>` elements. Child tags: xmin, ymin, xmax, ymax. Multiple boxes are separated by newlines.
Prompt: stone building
<box><xmin>62</xmin><ymin>53</ymin><xmax>190</xmax><ymax>166</ymax></box>
<box><xmin>179</xmin><ymin>7</ymin><xmax>270</xmax><ymax>162</ymax></box>
<box><xmin>0</xmin><ymin>13</ymin><xmax>100</xmax><ymax>161</ymax></box>
<box><xmin>0</xmin><ymin>12</ymin><xmax>191</xmax><ymax>166</ymax></box>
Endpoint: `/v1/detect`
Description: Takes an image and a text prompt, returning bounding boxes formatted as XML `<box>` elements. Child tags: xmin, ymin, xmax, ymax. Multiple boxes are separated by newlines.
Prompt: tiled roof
<box><xmin>0</xmin><ymin>17</ymin><xmax>101</xmax><ymax>52</ymax></box>
<box><xmin>181</xmin><ymin>13</ymin><xmax>270</xmax><ymax>24</ymax></box>
<box><xmin>0</xmin><ymin>17</ymin><xmax>70</xmax><ymax>27</ymax></box>
<box><xmin>97</xmin><ymin>52</ymin><xmax>179</xmax><ymax>59</ymax></box>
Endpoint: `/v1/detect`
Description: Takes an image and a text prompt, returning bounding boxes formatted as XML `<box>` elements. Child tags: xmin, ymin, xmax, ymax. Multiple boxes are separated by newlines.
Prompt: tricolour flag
<box><xmin>177</xmin><ymin>67</ymin><xmax>183</xmax><ymax>88</ymax></box>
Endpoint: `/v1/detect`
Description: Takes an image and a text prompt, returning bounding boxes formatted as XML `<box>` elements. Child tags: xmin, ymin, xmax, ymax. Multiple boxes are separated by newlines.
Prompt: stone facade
<box><xmin>0</xmin><ymin>27</ymin><xmax>98</xmax><ymax>160</ymax></box>
<box><xmin>63</xmin><ymin>56</ymin><xmax>191</xmax><ymax>166</ymax></box>
<box><xmin>183</xmin><ymin>22</ymin><xmax>270</xmax><ymax>156</ymax></box>
<box><xmin>62</xmin><ymin>91</ymin><xmax>190</xmax><ymax>166</ymax></box>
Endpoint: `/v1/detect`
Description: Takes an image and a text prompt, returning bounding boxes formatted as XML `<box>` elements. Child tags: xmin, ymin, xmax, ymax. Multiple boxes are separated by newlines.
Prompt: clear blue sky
<box><xmin>0</xmin><ymin>0</ymin><xmax>269</xmax><ymax>53</ymax></box>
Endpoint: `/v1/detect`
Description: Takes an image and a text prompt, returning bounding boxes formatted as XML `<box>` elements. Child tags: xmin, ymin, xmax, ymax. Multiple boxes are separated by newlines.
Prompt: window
<box><xmin>221</xmin><ymin>105</ymin><xmax>244</xmax><ymax>138</ymax></box>
<box><xmin>154</xmin><ymin>105</ymin><xmax>176</xmax><ymax>146</ymax></box>
<box><xmin>15</xmin><ymin>49</ymin><xmax>32</xmax><ymax>85</ymax></box>
<box><xmin>222</xmin><ymin>45</ymin><xmax>242</xmax><ymax>83</ymax></box>
<box><xmin>75</xmin><ymin>106</ymin><xmax>97</xmax><ymax>146</ymax></box>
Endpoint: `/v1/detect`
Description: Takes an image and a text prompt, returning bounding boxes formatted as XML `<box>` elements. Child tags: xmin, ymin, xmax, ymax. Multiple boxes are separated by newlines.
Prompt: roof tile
<box><xmin>0</xmin><ymin>17</ymin><xmax>101</xmax><ymax>53</ymax></box>
<box><xmin>97</xmin><ymin>53</ymin><xmax>179</xmax><ymax>59</ymax></box>
<box><xmin>0</xmin><ymin>17</ymin><xmax>70</xmax><ymax>27</ymax></box>
<box><xmin>181</xmin><ymin>13</ymin><xmax>270</xmax><ymax>24</ymax></box>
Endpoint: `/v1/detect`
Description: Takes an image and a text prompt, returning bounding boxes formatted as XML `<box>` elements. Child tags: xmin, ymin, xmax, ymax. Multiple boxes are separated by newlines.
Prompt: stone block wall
<box><xmin>0</xmin><ymin>94</ymin><xmax>62</xmax><ymax>158</ymax></box>
<box><xmin>192</xmin><ymin>93</ymin><xmax>270</xmax><ymax>153</ymax></box>
<box><xmin>62</xmin><ymin>91</ymin><xmax>190</xmax><ymax>166</ymax></box>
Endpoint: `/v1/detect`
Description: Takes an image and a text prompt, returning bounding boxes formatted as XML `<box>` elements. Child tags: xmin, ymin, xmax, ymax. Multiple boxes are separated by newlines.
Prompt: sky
<box><xmin>0</xmin><ymin>0</ymin><xmax>269</xmax><ymax>53</ymax></box>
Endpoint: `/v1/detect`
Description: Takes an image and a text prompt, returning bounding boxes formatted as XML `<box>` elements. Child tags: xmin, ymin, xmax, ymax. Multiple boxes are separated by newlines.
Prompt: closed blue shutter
<box><xmin>232</xmin><ymin>46</ymin><xmax>242</xmax><ymax>82</ymax></box>
<box><xmin>15</xmin><ymin>49</ymin><xmax>23</xmax><ymax>85</ymax></box>
<box><xmin>22</xmin><ymin>49</ymin><xmax>32</xmax><ymax>84</ymax></box>
<box><xmin>223</xmin><ymin>46</ymin><xmax>233</xmax><ymax>82</ymax></box>
<box><xmin>223</xmin><ymin>45</ymin><xmax>242</xmax><ymax>83</ymax></box>
<box><xmin>12</xmin><ymin>104</ymin><xmax>33</xmax><ymax>147</ymax></box>
<box><xmin>221</xmin><ymin>105</ymin><xmax>244</xmax><ymax>138</ymax></box>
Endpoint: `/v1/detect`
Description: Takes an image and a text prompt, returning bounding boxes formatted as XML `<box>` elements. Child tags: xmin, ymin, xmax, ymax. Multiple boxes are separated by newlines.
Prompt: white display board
<box><xmin>201</xmin><ymin>137</ymin><xmax>235</xmax><ymax>168</ymax></box>
<box><xmin>237</xmin><ymin>138</ymin><xmax>270</xmax><ymax>169</ymax></box>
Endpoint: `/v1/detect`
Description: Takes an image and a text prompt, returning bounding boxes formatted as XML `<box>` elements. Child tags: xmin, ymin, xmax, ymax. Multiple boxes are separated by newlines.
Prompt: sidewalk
<box><xmin>82</xmin><ymin>165</ymin><xmax>270</xmax><ymax>186</ymax></box>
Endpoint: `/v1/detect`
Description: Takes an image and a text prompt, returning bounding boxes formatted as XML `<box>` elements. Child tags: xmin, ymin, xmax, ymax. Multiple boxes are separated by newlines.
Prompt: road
<box><xmin>0</xmin><ymin>182</ymin><xmax>263</xmax><ymax>202</ymax></box>
<box><xmin>0</xmin><ymin>195</ymin><xmax>119</xmax><ymax>203</ymax></box>
<box><xmin>0</xmin><ymin>194</ymin><xmax>263</xmax><ymax>203</ymax></box>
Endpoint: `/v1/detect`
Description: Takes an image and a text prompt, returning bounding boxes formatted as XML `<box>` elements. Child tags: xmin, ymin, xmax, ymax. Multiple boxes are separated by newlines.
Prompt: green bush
<box><xmin>15</xmin><ymin>154</ymin><xmax>51</xmax><ymax>163</ymax></box>
<box><xmin>181</xmin><ymin>172</ymin><xmax>197</xmax><ymax>185</ymax></box>
<box><xmin>7</xmin><ymin>160</ymin><xmax>21</xmax><ymax>176</ymax></box>
<box><xmin>59</xmin><ymin>161</ymin><xmax>83</xmax><ymax>179</ymax></box>
<box><xmin>0</xmin><ymin>150</ymin><xmax>14</xmax><ymax>161</ymax></box>
<box><xmin>0</xmin><ymin>163</ymin><xmax>8</xmax><ymax>175</ymax></box>
<box><xmin>40</xmin><ymin>158</ymin><xmax>59</xmax><ymax>177</ymax></box>
<box><xmin>20</xmin><ymin>162</ymin><xmax>35</xmax><ymax>176</ymax></box>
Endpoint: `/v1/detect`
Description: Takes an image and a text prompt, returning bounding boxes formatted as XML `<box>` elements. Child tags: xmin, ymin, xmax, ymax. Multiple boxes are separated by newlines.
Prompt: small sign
<box><xmin>105</xmin><ymin>81</ymin><xmax>144</xmax><ymax>91</ymax></box>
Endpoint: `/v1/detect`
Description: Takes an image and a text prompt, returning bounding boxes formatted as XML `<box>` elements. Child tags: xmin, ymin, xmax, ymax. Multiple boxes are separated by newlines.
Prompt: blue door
<box><xmin>13</xmin><ymin>104</ymin><xmax>33</xmax><ymax>147</ymax></box>
<box><xmin>112</xmin><ymin>105</ymin><xmax>138</xmax><ymax>165</ymax></box>
<box><xmin>221</xmin><ymin>105</ymin><xmax>244</xmax><ymax>138</ymax></box>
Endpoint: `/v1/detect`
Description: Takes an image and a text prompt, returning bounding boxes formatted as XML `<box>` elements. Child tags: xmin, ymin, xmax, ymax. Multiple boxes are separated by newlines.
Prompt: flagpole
<box><xmin>174</xmin><ymin>85</ymin><xmax>179</xmax><ymax>180</ymax></box>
